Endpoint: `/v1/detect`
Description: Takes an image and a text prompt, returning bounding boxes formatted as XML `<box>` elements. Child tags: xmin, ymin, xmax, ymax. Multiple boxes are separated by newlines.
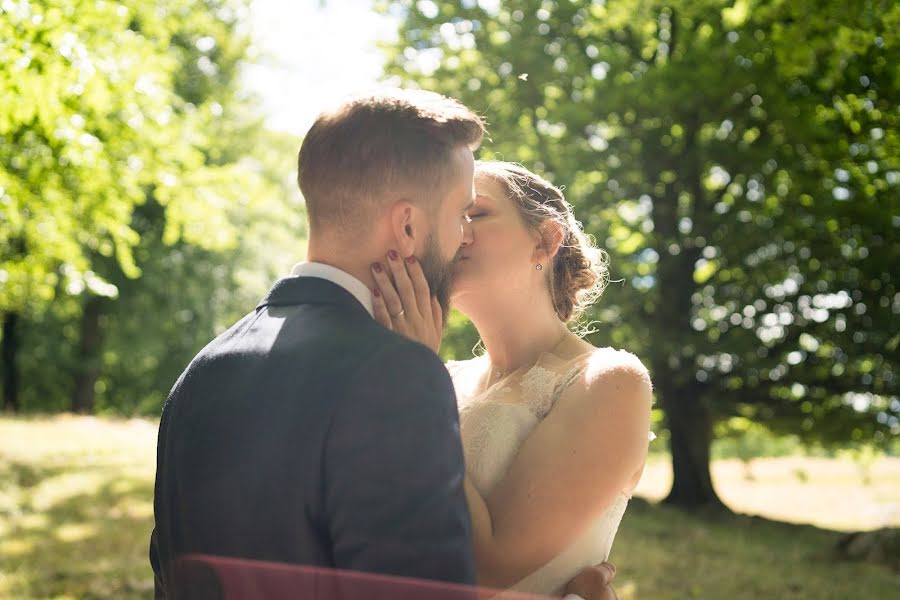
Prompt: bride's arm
<box><xmin>466</xmin><ymin>351</ymin><xmax>653</xmax><ymax>589</ymax></box>
<box><xmin>462</xmin><ymin>477</ymin><xmax>497</xmax><ymax>580</ymax></box>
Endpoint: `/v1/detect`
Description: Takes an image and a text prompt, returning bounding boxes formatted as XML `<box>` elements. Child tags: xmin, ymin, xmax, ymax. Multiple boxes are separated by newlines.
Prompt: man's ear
<box><xmin>389</xmin><ymin>200</ymin><xmax>417</xmax><ymax>256</ymax></box>
<box><xmin>533</xmin><ymin>220</ymin><xmax>565</xmax><ymax>263</ymax></box>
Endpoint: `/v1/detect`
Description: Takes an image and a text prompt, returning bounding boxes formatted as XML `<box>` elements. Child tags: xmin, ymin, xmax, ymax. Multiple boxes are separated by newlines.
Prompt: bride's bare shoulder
<box><xmin>581</xmin><ymin>346</ymin><xmax>652</xmax><ymax>389</ymax></box>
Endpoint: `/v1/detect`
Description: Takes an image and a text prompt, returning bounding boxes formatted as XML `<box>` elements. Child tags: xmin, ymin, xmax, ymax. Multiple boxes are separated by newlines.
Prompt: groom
<box><xmin>150</xmin><ymin>89</ymin><xmax>617</xmax><ymax>599</ymax></box>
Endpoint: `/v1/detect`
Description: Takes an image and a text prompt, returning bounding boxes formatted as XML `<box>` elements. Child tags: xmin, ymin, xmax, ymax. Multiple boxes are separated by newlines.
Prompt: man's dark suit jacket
<box><xmin>150</xmin><ymin>276</ymin><xmax>476</xmax><ymax>598</ymax></box>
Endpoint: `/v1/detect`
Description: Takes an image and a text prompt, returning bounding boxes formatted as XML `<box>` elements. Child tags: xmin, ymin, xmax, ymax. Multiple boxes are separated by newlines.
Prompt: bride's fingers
<box><xmin>371</xmin><ymin>288</ymin><xmax>393</xmax><ymax>330</ymax></box>
<box><xmin>404</xmin><ymin>255</ymin><xmax>434</xmax><ymax>319</ymax></box>
<box><xmin>385</xmin><ymin>251</ymin><xmax>420</xmax><ymax>318</ymax></box>
<box><xmin>371</xmin><ymin>262</ymin><xmax>404</xmax><ymax>319</ymax></box>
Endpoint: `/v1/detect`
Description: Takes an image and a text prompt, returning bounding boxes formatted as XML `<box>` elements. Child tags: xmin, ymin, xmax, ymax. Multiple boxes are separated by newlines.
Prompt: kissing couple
<box><xmin>150</xmin><ymin>89</ymin><xmax>654</xmax><ymax>599</ymax></box>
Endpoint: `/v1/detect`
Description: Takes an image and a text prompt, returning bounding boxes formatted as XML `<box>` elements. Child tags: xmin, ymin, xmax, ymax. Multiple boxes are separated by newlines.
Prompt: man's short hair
<box><xmin>297</xmin><ymin>89</ymin><xmax>485</xmax><ymax>234</ymax></box>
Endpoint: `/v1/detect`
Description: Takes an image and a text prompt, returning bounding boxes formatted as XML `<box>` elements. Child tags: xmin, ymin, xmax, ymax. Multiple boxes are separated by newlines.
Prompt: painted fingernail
<box><xmin>388</xmin><ymin>250</ymin><xmax>399</xmax><ymax>260</ymax></box>
<box><xmin>372</xmin><ymin>262</ymin><xmax>383</xmax><ymax>273</ymax></box>
<box><xmin>373</xmin><ymin>288</ymin><xmax>381</xmax><ymax>297</ymax></box>
<box><xmin>406</xmin><ymin>255</ymin><xmax>416</xmax><ymax>264</ymax></box>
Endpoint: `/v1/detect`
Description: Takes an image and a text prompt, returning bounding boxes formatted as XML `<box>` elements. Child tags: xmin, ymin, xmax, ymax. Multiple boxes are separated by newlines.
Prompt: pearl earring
<box><xmin>535</xmin><ymin>264</ymin><xmax>543</xmax><ymax>271</ymax></box>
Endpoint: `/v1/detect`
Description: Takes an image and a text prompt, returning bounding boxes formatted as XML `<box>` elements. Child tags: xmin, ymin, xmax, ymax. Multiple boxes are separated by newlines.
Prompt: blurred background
<box><xmin>1</xmin><ymin>0</ymin><xmax>898</xmax><ymax>598</ymax></box>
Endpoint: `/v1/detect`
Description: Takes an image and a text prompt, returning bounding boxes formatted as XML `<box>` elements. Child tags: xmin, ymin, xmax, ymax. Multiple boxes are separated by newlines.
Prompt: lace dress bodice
<box><xmin>447</xmin><ymin>348</ymin><xmax>650</xmax><ymax>596</ymax></box>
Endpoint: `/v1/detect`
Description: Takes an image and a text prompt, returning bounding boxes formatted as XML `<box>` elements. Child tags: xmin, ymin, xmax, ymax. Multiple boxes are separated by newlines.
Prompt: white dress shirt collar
<box><xmin>290</xmin><ymin>261</ymin><xmax>374</xmax><ymax>318</ymax></box>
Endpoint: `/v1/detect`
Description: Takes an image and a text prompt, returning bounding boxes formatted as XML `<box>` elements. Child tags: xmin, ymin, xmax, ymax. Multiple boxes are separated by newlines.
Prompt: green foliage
<box><xmin>381</xmin><ymin>0</ymin><xmax>899</xmax><ymax>452</ymax></box>
<box><xmin>2</xmin><ymin>0</ymin><xmax>240</xmax><ymax>309</ymax></box>
<box><xmin>1</xmin><ymin>0</ymin><xmax>304</xmax><ymax>413</ymax></box>
<box><xmin>714</xmin><ymin>417</ymin><xmax>800</xmax><ymax>460</ymax></box>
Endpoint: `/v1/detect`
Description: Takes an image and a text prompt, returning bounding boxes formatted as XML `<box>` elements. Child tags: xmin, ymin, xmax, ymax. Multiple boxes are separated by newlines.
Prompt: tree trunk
<box><xmin>660</xmin><ymin>385</ymin><xmax>724</xmax><ymax>508</ymax></box>
<box><xmin>71</xmin><ymin>297</ymin><xmax>104</xmax><ymax>414</ymax></box>
<box><xmin>650</xmin><ymin>179</ymin><xmax>725</xmax><ymax>509</ymax></box>
<box><xmin>2</xmin><ymin>312</ymin><xmax>20</xmax><ymax>412</ymax></box>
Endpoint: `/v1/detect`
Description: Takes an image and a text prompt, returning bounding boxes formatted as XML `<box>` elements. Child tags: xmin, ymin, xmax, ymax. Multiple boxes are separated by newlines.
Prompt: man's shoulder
<box><xmin>336</xmin><ymin>329</ymin><xmax>454</xmax><ymax>411</ymax></box>
<box><xmin>278</xmin><ymin>303</ymin><xmax>437</xmax><ymax>368</ymax></box>
<box><xmin>333</xmin><ymin>337</ymin><xmax>458</xmax><ymax>431</ymax></box>
<box><xmin>176</xmin><ymin>304</ymin><xmax>449</xmax><ymax>401</ymax></box>
<box><xmin>202</xmin><ymin>302</ymin><xmax>377</xmax><ymax>356</ymax></box>
<box><xmin>358</xmin><ymin>334</ymin><xmax>447</xmax><ymax>379</ymax></box>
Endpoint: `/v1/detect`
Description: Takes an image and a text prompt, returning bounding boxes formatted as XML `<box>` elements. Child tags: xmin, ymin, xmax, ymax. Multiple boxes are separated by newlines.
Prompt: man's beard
<box><xmin>418</xmin><ymin>233</ymin><xmax>458</xmax><ymax>328</ymax></box>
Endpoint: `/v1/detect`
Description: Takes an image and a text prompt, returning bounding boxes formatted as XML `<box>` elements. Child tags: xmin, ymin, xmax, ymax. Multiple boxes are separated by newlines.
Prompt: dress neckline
<box><xmin>475</xmin><ymin>339</ymin><xmax>594</xmax><ymax>395</ymax></box>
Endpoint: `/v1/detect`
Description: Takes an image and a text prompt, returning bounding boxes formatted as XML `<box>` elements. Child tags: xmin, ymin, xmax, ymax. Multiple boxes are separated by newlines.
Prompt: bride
<box><xmin>370</xmin><ymin>161</ymin><xmax>654</xmax><ymax>596</ymax></box>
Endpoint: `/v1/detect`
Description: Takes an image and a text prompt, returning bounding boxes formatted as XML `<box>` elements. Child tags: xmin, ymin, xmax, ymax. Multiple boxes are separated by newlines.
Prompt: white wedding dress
<box><xmin>447</xmin><ymin>347</ymin><xmax>652</xmax><ymax>597</ymax></box>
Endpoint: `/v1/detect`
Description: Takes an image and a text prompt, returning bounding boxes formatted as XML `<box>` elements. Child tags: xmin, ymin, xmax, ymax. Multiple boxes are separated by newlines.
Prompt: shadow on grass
<box><xmin>1</xmin><ymin>459</ymin><xmax>156</xmax><ymax>599</ymax></box>
<box><xmin>2</xmin><ymin>459</ymin><xmax>897</xmax><ymax>600</ymax></box>
<box><xmin>611</xmin><ymin>497</ymin><xmax>898</xmax><ymax>600</ymax></box>
<box><xmin>7</xmin><ymin>459</ymin><xmax>68</xmax><ymax>488</ymax></box>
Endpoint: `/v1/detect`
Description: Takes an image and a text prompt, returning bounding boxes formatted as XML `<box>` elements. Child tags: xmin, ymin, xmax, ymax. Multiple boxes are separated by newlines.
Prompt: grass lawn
<box><xmin>1</xmin><ymin>415</ymin><xmax>897</xmax><ymax>599</ymax></box>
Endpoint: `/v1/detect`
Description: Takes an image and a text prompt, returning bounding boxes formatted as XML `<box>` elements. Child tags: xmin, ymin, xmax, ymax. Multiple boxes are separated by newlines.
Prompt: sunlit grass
<box><xmin>635</xmin><ymin>454</ymin><xmax>900</xmax><ymax>532</ymax></box>
<box><xmin>612</xmin><ymin>499</ymin><xmax>897</xmax><ymax>599</ymax></box>
<box><xmin>0</xmin><ymin>415</ymin><xmax>896</xmax><ymax>599</ymax></box>
<box><xmin>1</xmin><ymin>416</ymin><xmax>156</xmax><ymax>599</ymax></box>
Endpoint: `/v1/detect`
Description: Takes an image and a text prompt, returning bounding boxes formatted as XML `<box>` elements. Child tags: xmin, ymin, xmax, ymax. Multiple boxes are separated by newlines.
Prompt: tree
<box><xmin>382</xmin><ymin>0</ymin><xmax>898</xmax><ymax>507</ymax></box>
<box><xmin>1</xmin><ymin>0</ymin><xmax>303</xmax><ymax>413</ymax></box>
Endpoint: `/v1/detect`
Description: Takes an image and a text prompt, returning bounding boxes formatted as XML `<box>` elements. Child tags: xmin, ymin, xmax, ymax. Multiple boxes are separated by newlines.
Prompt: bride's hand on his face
<box><xmin>371</xmin><ymin>250</ymin><xmax>443</xmax><ymax>354</ymax></box>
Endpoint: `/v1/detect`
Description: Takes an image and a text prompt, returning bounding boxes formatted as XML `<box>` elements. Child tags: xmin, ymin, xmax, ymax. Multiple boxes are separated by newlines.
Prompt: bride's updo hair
<box><xmin>475</xmin><ymin>161</ymin><xmax>609</xmax><ymax>323</ymax></box>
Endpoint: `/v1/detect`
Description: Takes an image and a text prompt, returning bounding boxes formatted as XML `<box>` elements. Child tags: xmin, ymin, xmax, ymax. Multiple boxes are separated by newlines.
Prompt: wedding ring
<box><xmin>391</xmin><ymin>309</ymin><xmax>405</xmax><ymax>318</ymax></box>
